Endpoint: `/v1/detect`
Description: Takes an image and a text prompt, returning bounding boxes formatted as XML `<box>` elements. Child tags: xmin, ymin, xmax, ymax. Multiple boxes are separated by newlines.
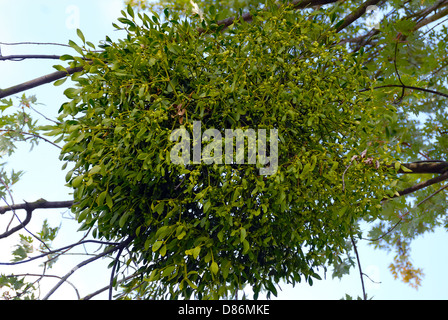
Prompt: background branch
<box><xmin>0</xmin><ymin>66</ymin><xmax>83</xmax><ymax>99</ymax></box>
<box><xmin>395</xmin><ymin>171</ymin><xmax>448</xmax><ymax>198</ymax></box>
<box><xmin>0</xmin><ymin>199</ymin><xmax>73</xmax><ymax>215</ymax></box>
<box><xmin>0</xmin><ymin>55</ymin><xmax>62</xmax><ymax>61</ymax></box>
<box><xmin>335</xmin><ymin>0</ymin><xmax>383</xmax><ymax>33</ymax></box>
<box><xmin>0</xmin><ymin>239</ymin><xmax>121</xmax><ymax>266</ymax></box>
<box><xmin>42</xmin><ymin>236</ymin><xmax>134</xmax><ymax>300</ymax></box>
<box><xmin>0</xmin><ymin>199</ymin><xmax>73</xmax><ymax>239</ymax></box>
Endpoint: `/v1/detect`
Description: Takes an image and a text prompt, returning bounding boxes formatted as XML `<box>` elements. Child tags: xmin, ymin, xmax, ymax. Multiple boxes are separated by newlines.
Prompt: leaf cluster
<box><xmin>48</xmin><ymin>4</ymin><xmax>397</xmax><ymax>299</ymax></box>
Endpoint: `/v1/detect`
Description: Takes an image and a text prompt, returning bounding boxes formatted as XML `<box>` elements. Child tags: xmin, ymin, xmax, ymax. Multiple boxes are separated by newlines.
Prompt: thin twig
<box><xmin>0</xmin><ymin>129</ymin><xmax>62</xmax><ymax>149</ymax></box>
<box><xmin>42</xmin><ymin>237</ymin><xmax>134</xmax><ymax>300</ymax></box>
<box><xmin>342</xmin><ymin>155</ymin><xmax>358</xmax><ymax>191</ymax></box>
<box><xmin>0</xmin><ymin>239</ymin><xmax>120</xmax><ymax>266</ymax></box>
<box><xmin>350</xmin><ymin>231</ymin><xmax>367</xmax><ymax>300</ymax></box>
<box><xmin>4</xmin><ymin>273</ymin><xmax>80</xmax><ymax>299</ymax></box>
<box><xmin>81</xmin><ymin>272</ymin><xmax>141</xmax><ymax>300</ymax></box>
<box><xmin>393</xmin><ymin>34</ymin><xmax>405</xmax><ymax>104</ymax></box>
<box><xmin>109</xmin><ymin>243</ymin><xmax>127</xmax><ymax>300</ymax></box>
<box><xmin>364</xmin><ymin>84</ymin><xmax>448</xmax><ymax>99</ymax></box>
<box><xmin>0</xmin><ymin>41</ymin><xmax>71</xmax><ymax>48</ymax></box>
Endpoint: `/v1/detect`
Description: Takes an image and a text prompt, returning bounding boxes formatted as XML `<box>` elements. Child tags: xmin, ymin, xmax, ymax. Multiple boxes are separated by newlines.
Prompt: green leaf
<box><xmin>193</xmin><ymin>246</ymin><xmax>201</xmax><ymax>259</ymax></box>
<box><xmin>68</xmin><ymin>40</ymin><xmax>83</xmax><ymax>55</ymax></box>
<box><xmin>154</xmin><ymin>202</ymin><xmax>165</xmax><ymax>215</ymax></box>
<box><xmin>210</xmin><ymin>261</ymin><xmax>219</xmax><ymax>275</ymax></box>
<box><xmin>54</xmin><ymin>77</ymin><xmax>67</xmax><ymax>86</ymax></box>
<box><xmin>86</xmin><ymin>41</ymin><xmax>96</xmax><ymax>49</ymax></box>
<box><xmin>167</xmin><ymin>43</ymin><xmax>180</xmax><ymax>55</ymax></box>
<box><xmin>60</xmin><ymin>54</ymin><xmax>74</xmax><ymax>61</ymax></box>
<box><xmin>162</xmin><ymin>265</ymin><xmax>175</xmax><ymax>278</ymax></box>
<box><xmin>152</xmin><ymin>240</ymin><xmax>163</xmax><ymax>252</ymax></box>
<box><xmin>89</xmin><ymin>165</ymin><xmax>101</xmax><ymax>175</ymax></box>
<box><xmin>184</xmin><ymin>277</ymin><xmax>198</xmax><ymax>289</ymax></box>
<box><xmin>400</xmin><ymin>165</ymin><xmax>413</xmax><ymax>173</ymax></box>
<box><xmin>126</xmin><ymin>4</ymin><xmax>135</xmax><ymax>18</ymax></box>
<box><xmin>77</xmin><ymin>29</ymin><xmax>85</xmax><ymax>44</ymax></box>
<box><xmin>203</xmin><ymin>200</ymin><xmax>211</xmax><ymax>213</ymax></box>
<box><xmin>240</xmin><ymin>227</ymin><xmax>247</xmax><ymax>242</ymax></box>
<box><xmin>242</xmin><ymin>239</ymin><xmax>250</xmax><ymax>254</ymax></box>
<box><xmin>64</xmin><ymin>87</ymin><xmax>81</xmax><ymax>99</ymax></box>
<box><xmin>118</xmin><ymin>17</ymin><xmax>136</xmax><ymax>28</ymax></box>
<box><xmin>119</xmin><ymin>212</ymin><xmax>129</xmax><ymax>228</ymax></box>
<box><xmin>53</xmin><ymin>64</ymin><xmax>68</xmax><ymax>72</ymax></box>
<box><xmin>106</xmin><ymin>194</ymin><xmax>113</xmax><ymax>209</ymax></box>
<box><xmin>160</xmin><ymin>244</ymin><xmax>167</xmax><ymax>256</ymax></box>
<box><xmin>71</xmin><ymin>175</ymin><xmax>83</xmax><ymax>188</ymax></box>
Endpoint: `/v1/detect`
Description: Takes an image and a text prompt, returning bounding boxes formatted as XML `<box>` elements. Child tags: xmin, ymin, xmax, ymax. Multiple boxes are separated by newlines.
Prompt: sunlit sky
<box><xmin>0</xmin><ymin>0</ymin><xmax>447</xmax><ymax>300</ymax></box>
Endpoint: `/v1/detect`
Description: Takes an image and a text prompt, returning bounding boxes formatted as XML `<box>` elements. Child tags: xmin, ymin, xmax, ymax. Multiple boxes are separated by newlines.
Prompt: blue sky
<box><xmin>0</xmin><ymin>0</ymin><xmax>447</xmax><ymax>300</ymax></box>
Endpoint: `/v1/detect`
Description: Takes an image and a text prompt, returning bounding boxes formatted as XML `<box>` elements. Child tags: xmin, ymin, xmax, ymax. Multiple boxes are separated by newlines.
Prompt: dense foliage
<box><xmin>2</xmin><ymin>0</ymin><xmax>448</xmax><ymax>300</ymax></box>
<box><xmin>46</xmin><ymin>3</ymin><xmax>404</xmax><ymax>299</ymax></box>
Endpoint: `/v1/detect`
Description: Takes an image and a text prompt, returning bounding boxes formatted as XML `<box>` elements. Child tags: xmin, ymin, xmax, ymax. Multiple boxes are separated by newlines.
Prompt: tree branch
<box><xmin>335</xmin><ymin>0</ymin><xmax>383</xmax><ymax>33</ymax></box>
<box><xmin>42</xmin><ymin>236</ymin><xmax>134</xmax><ymax>300</ymax></box>
<box><xmin>0</xmin><ymin>199</ymin><xmax>73</xmax><ymax>215</ymax></box>
<box><xmin>0</xmin><ymin>66</ymin><xmax>83</xmax><ymax>99</ymax></box>
<box><xmin>109</xmin><ymin>241</ymin><xmax>127</xmax><ymax>300</ymax></box>
<box><xmin>81</xmin><ymin>272</ymin><xmax>141</xmax><ymax>300</ymax></box>
<box><xmin>0</xmin><ymin>239</ymin><xmax>121</xmax><ymax>266</ymax></box>
<box><xmin>395</xmin><ymin>170</ymin><xmax>448</xmax><ymax>198</ymax></box>
<box><xmin>361</xmin><ymin>83</ymin><xmax>448</xmax><ymax>99</ymax></box>
<box><xmin>0</xmin><ymin>129</ymin><xmax>62</xmax><ymax>149</ymax></box>
<box><xmin>414</xmin><ymin>5</ymin><xmax>448</xmax><ymax>30</ymax></box>
<box><xmin>0</xmin><ymin>55</ymin><xmax>62</xmax><ymax>61</ymax></box>
<box><xmin>0</xmin><ymin>41</ymin><xmax>71</xmax><ymax>48</ymax></box>
<box><xmin>396</xmin><ymin>161</ymin><xmax>448</xmax><ymax>174</ymax></box>
<box><xmin>350</xmin><ymin>231</ymin><xmax>367</xmax><ymax>300</ymax></box>
<box><xmin>0</xmin><ymin>199</ymin><xmax>73</xmax><ymax>239</ymax></box>
<box><xmin>5</xmin><ymin>273</ymin><xmax>80</xmax><ymax>299</ymax></box>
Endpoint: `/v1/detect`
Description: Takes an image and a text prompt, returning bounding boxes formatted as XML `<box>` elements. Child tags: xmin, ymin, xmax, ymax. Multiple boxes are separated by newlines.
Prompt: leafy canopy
<box><xmin>47</xmin><ymin>2</ymin><xmax>404</xmax><ymax>299</ymax></box>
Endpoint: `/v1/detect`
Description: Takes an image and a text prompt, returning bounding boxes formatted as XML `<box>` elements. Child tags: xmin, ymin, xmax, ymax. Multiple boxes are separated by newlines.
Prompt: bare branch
<box><xmin>0</xmin><ymin>239</ymin><xmax>121</xmax><ymax>266</ymax></box>
<box><xmin>350</xmin><ymin>231</ymin><xmax>367</xmax><ymax>300</ymax></box>
<box><xmin>81</xmin><ymin>272</ymin><xmax>141</xmax><ymax>300</ymax></box>
<box><xmin>335</xmin><ymin>0</ymin><xmax>384</xmax><ymax>33</ymax></box>
<box><xmin>414</xmin><ymin>5</ymin><xmax>448</xmax><ymax>30</ymax></box>
<box><xmin>361</xmin><ymin>84</ymin><xmax>448</xmax><ymax>99</ymax></box>
<box><xmin>0</xmin><ymin>199</ymin><xmax>73</xmax><ymax>215</ymax></box>
<box><xmin>109</xmin><ymin>241</ymin><xmax>127</xmax><ymax>300</ymax></box>
<box><xmin>0</xmin><ymin>55</ymin><xmax>62</xmax><ymax>61</ymax></box>
<box><xmin>0</xmin><ymin>199</ymin><xmax>73</xmax><ymax>239</ymax></box>
<box><xmin>0</xmin><ymin>41</ymin><xmax>71</xmax><ymax>48</ymax></box>
<box><xmin>396</xmin><ymin>161</ymin><xmax>448</xmax><ymax>174</ymax></box>
<box><xmin>395</xmin><ymin>171</ymin><xmax>448</xmax><ymax>198</ymax></box>
<box><xmin>5</xmin><ymin>273</ymin><xmax>80</xmax><ymax>299</ymax></box>
<box><xmin>0</xmin><ymin>129</ymin><xmax>62</xmax><ymax>149</ymax></box>
<box><xmin>0</xmin><ymin>66</ymin><xmax>83</xmax><ymax>99</ymax></box>
<box><xmin>42</xmin><ymin>236</ymin><xmax>134</xmax><ymax>300</ymax></box>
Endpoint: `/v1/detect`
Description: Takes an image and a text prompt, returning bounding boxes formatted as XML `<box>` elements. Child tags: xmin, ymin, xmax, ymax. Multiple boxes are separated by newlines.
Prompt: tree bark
<box><xmin>0</xmin><ymin>66</ymin><xmax>83</xmax><ymax>99</ymax></box>
<box><xmin>397</xmin><ymin>161</ymin><xmax>448</xmax><ymax>174</ymax></box>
